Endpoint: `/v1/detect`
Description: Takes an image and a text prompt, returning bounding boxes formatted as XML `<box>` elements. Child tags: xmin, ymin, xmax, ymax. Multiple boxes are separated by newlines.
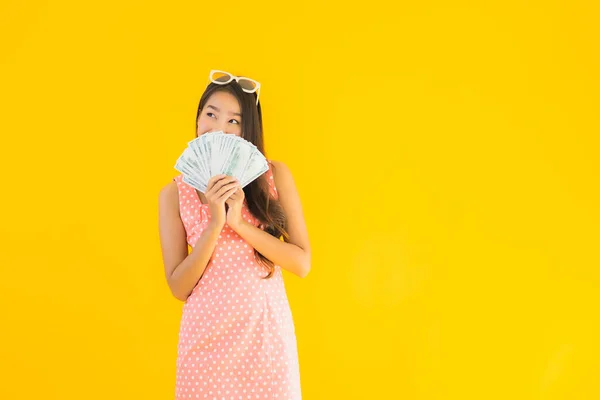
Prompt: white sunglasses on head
<box><xmin>207</xmin><ymin>69</ymin><xmax>261</xmax><ymax>106</ymax></box>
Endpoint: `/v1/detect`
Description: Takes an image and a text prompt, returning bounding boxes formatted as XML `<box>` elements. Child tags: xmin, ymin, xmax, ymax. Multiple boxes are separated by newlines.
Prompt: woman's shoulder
<box><xmin>268</xmin><ymin>159</ymin><xmax>287</xmax><ymax>176</ymax></box>
<box><xmin>268</xmin><ymin>159</ymin><xmax>292</xmax><ymax>176</ymax></box>
<box><xmin>159</xmin><ymin>179</ymin><xmax>180</xmax><ymax>213</ymax></box>
<box><xmin>267</xmin><ymin>159</ymin><xmax>296</xmax><ymax>191</ymax></box>
<box><xmin>161</xmin><ymin>174</ymin><xmax>182</xmax><ymax>195</ymax></box>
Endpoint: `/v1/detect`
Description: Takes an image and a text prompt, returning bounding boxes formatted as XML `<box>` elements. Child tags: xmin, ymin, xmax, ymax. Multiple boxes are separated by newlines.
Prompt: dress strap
<box><xmin>172</xmin><ymin>174</ymin><xmax>186</xmax><ymax>215</ymax></box>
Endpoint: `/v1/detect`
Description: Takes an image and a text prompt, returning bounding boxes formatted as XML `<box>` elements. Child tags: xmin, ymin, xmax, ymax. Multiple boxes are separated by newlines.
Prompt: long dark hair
<box><xmin>195</xmin><ymin>78</ymin><xmax>289</xmax><ymax>279</ymax></box>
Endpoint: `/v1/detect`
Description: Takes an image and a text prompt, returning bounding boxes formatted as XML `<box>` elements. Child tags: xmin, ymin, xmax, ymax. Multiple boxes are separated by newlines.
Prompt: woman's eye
<box><xmin>207</xmin><ymin>113</ymin><xmax>239</xmax><ymax>124</ymax></box>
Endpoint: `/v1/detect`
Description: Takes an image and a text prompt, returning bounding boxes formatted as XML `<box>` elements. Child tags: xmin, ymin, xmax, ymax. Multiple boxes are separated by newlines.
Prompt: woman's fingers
<box><xmin>215</xmin><ymin>180</ymin><xmax>238</xmax><ymax>198</ymax></box>
<box><xmin>218</xmin><ymin>185</ymin><xmax>239</xmax><ymax>201</ymax></box>
<box><xmin>206</xmin><ymin>175</ymin><xmax>236</xmax><ymax>198</ymax></box>
<box><xmin>206</xmin><ymin>174</ymin><xmax>228</xmax><ymax>192</ymax></box>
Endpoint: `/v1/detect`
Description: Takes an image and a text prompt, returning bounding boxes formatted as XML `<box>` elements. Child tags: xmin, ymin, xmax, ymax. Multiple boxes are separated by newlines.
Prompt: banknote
<box><xmin>183</xmin><ymin>174</ymin><xmax>207</xmax><ymax>193</ymax></box>
<box><xmin>174</xmin><ymin>131</ymin><xmax>269</xmax><ymax>193</ymax></box>
<box><xmin>240</xmin><ymin>148</ymin><xmax>269</xmax><ymax>188</ymax></box>
<box><xmin>188</xmin><ymin>138</ymin><xmax>208</xmax><ymax>182</ymax></box>
<box><xmin>221</xmin><ymin>139</ymin><xmax>255</xmax><ymax>180</ymax></box>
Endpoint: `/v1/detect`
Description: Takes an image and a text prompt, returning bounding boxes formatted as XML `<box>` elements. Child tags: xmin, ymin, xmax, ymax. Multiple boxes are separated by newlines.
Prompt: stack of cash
<box><xmin>174</xmin><ymin>131</ymin><xmax>269</xmax><ymax>193</ymax></box>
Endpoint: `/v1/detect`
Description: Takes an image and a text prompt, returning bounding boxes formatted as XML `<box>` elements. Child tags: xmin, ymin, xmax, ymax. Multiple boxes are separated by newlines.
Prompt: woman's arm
<box><xmin>158</xmin><ymin>182</ymin><xmax>221</xmax><ymax>301</ymax></box>
<box><xmin>232</xmin><ymin>161</ymin><xmax>311</xmax><ymax>278</ymax></box>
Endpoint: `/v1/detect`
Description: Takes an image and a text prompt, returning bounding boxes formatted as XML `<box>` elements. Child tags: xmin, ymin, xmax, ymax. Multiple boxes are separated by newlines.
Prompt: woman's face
<box><xmin>196</xmin><ymin>91</ymin><xmax>242</xmax><ymax>137</ymax></box>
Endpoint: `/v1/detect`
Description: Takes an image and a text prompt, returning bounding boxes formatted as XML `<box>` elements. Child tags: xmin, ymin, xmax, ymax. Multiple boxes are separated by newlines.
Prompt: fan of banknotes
<box><xmin>174</xmin><ymin>131</ymin><xmax>269</xmax><ymax>193</ymax></box>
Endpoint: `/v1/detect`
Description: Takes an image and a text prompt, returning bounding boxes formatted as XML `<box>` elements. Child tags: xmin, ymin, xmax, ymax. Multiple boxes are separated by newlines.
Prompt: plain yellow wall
<box><xmin>1</xmin><ymin>0</ymin><xmax>599</xmax><ymax>399</ymax></box>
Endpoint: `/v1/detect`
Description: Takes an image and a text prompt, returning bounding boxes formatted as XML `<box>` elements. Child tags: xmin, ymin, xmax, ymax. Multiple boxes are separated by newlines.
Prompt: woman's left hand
<box><xmin>225</xmin><ymin>182</ymin><xmax>245</xmax><ymax>230</ymax></box>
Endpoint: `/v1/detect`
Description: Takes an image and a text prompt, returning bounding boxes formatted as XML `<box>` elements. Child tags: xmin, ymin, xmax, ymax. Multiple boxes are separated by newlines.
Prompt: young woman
<box><xmin>158</xmin><ymin>70</ymin><xmax>311</xmax><ymax>399</ymax></box>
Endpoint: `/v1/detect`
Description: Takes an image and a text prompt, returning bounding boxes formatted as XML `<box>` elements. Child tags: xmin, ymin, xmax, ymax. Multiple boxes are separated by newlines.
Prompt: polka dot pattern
<box><xmin>172</xmin><ymin>161</ymin><xmax>301</xmax><ymax>399</ymax></box>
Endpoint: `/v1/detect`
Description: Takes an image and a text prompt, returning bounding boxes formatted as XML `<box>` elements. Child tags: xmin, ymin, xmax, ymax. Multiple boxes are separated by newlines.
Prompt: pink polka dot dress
<box><xmin>172</xmin><ymin>161</ymin><xmax>302</xmax><ymax>400</ymax></box>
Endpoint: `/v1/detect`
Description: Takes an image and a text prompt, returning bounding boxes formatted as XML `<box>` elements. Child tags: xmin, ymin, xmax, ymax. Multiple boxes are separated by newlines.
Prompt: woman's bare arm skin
<box><xmin>158</xmin><ymin>182</ymin><xmax>221</xmax><ymax>302</ymax></box>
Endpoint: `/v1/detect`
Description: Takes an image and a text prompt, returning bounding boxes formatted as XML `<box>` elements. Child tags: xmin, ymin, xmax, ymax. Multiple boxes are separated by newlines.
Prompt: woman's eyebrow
<box><xmin>207</xmin><ymin>104</ymin><xmax>242</xmax><ymax>117</ymax></box>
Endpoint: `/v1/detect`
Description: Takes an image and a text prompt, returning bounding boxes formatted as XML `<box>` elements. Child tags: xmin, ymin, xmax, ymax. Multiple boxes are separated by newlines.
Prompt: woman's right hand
<box><xmin>205</xmin><ymin>174</ymin><xmax>239</xmax><ymax>229</ymax></box>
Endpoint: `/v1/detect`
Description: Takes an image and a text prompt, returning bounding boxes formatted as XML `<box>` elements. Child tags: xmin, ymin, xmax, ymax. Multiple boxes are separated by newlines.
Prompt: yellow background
<box><xmin>1</xmin><ymin>0</ymin><xmax>599</xmax><ymax>399</ymax></box>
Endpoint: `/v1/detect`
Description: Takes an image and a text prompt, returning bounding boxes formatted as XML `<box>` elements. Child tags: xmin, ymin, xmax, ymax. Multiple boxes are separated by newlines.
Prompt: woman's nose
<box><xmin>216</xmin><ymin>123</ymin><xmax>231</xmax><ymax>134</ymax></box>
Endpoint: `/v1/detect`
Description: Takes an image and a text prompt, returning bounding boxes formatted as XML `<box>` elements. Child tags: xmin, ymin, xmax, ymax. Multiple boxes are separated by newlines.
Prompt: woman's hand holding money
<box><xmin>225</xmin><ymin>183</ymin><xmax>245</xmax><ymax>230</ymax></box>
<box><xmin>205</xmin><ymin>174</ymin><xmax>239</xmax><ymax>230</ymax></box>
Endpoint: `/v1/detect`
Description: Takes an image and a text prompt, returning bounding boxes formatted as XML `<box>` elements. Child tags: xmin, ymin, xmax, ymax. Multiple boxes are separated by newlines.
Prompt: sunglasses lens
<box><xmin>211</xmin><ymin>71</ymin><xmax>232</xmax><ymax>83</ymax></box>
<box><xmin>238</xmin><ymin>78</ymin><xmax>257</xmax><ymax>91</ymax></box>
